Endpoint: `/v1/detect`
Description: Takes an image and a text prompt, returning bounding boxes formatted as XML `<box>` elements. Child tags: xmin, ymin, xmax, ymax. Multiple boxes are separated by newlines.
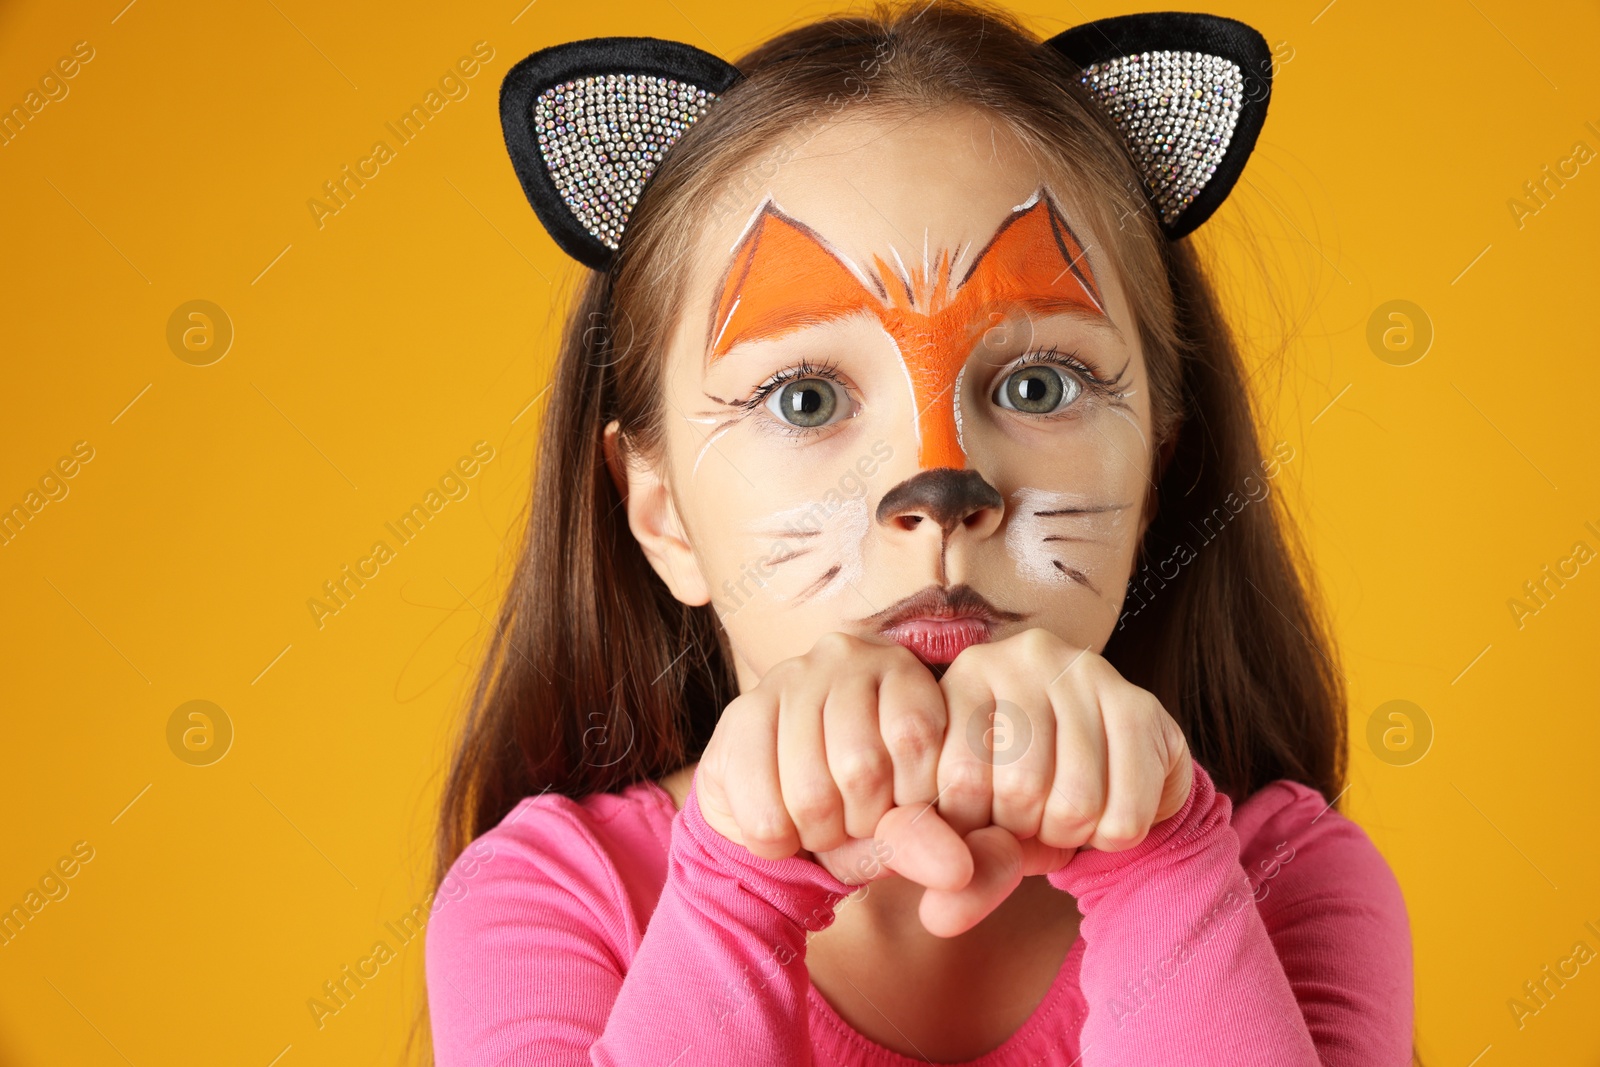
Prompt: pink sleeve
<box><xmin>1047</xmin><ymin>758</ymin><xmax>1414</xmax><ymax>1066</ymax></box>
<box><xmin>425</xmin><ymin>777</ymin><xmax>855</xmax><ymax>1066</ymax></box>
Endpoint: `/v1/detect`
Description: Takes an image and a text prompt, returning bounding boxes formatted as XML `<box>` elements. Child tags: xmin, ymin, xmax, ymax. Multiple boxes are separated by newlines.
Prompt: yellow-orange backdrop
<box><xmin>2</xmin><ymin>0</ymin><xmax>1597</xmax><ymax>1064</ymax></box>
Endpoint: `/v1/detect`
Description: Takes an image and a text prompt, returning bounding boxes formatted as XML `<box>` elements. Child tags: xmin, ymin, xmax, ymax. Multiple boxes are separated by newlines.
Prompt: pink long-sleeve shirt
<box><xmin>425</xmin><ymin>758</ymin><xmax>1413</xmax><ymax>1066</ymax></box>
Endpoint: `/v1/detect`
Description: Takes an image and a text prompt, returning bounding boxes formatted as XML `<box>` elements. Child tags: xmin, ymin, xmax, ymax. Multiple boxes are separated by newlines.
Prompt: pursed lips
<box><xmin>865</xmin><ymin>584</ymin><xmax>1026</xmax><ymax>666</ymax></box>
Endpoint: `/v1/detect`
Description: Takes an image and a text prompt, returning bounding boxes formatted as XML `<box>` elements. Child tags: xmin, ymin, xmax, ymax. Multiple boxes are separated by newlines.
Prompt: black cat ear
<box><xmin>1045</xmin><ymin>12</ymin><xmax>1273</xmax><ymax>240</ymax></box>
<box><xmin>499</xmin><ymin>37</ymin><xmax>742</xmax><ymax>270</ymax></box>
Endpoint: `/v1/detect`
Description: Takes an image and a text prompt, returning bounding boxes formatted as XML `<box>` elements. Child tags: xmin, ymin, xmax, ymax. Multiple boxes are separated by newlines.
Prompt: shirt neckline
<box><xmin>806</xmin><ymin>934</ymin><xmax>1086</xmax><ymax>1066</ymax></box>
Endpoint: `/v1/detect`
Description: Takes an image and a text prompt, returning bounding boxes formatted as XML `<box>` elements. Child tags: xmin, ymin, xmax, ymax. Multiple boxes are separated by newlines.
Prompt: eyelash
<box><xmin>1002</xmin><ymin>345</ymin><xmax>1129</xmax><ymax>411</ymax></box>
<box><xmin>731</xmin><ymin>347</ymin><xmax>1128</xmax><ymax>436</ymax></box>
<box><xmin>738</xmin><ymin>356</ymin><xmax>854</xmax><ymax>437</ymax></box>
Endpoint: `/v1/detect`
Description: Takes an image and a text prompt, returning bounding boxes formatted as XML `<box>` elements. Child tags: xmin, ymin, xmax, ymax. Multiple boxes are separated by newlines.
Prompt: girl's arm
<box><xmin>1047</xmin><ymin>757</ymin><xmax>1413</xmax><ymax>1066</ymax></box>
<box><xmin>425</xmin><ymin>784</ymin><xmax>854</xmax><ymax>1066</ymax></box>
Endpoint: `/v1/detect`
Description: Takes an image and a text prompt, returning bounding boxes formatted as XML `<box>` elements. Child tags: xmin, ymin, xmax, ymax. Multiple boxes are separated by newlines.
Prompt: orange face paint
<box><xmin>706</xmin><ymin>188</ymin><xmax>1105</xmax><ymax>469</ymax></box>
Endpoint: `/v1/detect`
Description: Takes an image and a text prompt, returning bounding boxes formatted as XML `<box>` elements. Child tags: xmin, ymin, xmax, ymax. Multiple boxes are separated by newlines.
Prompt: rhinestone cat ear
<box><xmin>499</xmin><ymin>37</ymin><xmax>742</xmax><ymax>271</ymax></box>
<box><xmin>1046</xmin><ymin>12</ymin><xmax>1273</xmax><ymax>240</ymax></box>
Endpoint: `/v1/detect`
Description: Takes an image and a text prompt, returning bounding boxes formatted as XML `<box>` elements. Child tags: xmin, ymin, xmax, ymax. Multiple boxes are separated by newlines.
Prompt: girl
<box><xmin>424</xmin><ymin>2</ymin><xmax>1415</xmax><ymax>1063</ymax></box>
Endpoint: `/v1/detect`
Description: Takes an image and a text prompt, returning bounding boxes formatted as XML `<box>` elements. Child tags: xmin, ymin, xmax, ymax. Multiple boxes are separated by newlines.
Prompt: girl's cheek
<box><xmin>709</xmin><ymin>490</ymin><xmax>873</xmax><ymax>619</ymax></box>
<box><xmin>997</xmin><ymin>434</ymin><xmax>1142</xmax><ymax>582</ymax></box>
<box><xmin>998</xmin><ymin>485</ymin><xmax>1134</xmax><ymax>629</ymax></box>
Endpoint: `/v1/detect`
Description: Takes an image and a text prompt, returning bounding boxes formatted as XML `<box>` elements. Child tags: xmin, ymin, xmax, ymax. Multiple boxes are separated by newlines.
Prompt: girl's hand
<box><xmin>695</xmin><ymin>632</ymin><xmax>974</xmax><ymax>891</ymax></box>
<box><xmin>917</xmin><ymin>628</ymin><xmax>1193</xmax><ymax>936</ymax></box>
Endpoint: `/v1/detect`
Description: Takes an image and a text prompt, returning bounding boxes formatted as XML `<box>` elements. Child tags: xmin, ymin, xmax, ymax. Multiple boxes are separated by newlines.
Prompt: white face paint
<box><xmin>1004</xmin><ymin>486</ymin><xmax>1136</xmax><ymax>593</ymax></box>
<box><xmin>1005</xmin><ymin>486</ymin><xmax>1069</xmax><ymax>585</ymax></box>
<box><xmin>720</xmin><ymin>490</ymin><xmax>874</xmax><ymax>614</ymax></box>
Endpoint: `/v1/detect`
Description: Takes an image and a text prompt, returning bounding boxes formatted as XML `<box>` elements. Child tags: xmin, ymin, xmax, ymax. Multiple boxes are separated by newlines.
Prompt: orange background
<box><xmin>1</xmin><ymin>0</ymin><xmax>1597</xmax><ymax>1064</ymax></box>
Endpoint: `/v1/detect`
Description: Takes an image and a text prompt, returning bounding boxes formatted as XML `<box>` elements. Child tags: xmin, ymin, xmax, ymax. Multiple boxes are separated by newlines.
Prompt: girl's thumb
<box><xmin>812</xmin><ymin>802</ymin><xmax>974</xmax><ymax>890</ymax></box>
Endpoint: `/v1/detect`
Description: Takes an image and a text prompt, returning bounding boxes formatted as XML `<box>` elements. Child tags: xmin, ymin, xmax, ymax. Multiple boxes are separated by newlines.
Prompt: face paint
<box><xmin>754</xmin><ymin>492</ymin><xmax>873</xmax><ymax>603</ymax></box>
<box><xmin>689</xmin><ymin>418</ymin><xmax>736</xmax><ymax>478</ymax></box>
<box><xmin>712</xmin><ymin>489</ymin><xmax>875</xmax><ymax>622</ymax></box>
<box><xmin>705</xmin><ymin>186</ymin><xmax>1105</xmax><ymax>470</ymax></box>
<box><xmin>876</xmin><ymin>468</ymin><xmax>1002</xmax><ymax>533</ymax></box>
<box><xmin>1003</xmin><ymin>486</ymin><xmax>1135</xmax><ymax>598</ymax></box>
<box><xmin>662</xmin><ymin>108</ymin><xmax>1155</xmax><ymax>692</ymax></box>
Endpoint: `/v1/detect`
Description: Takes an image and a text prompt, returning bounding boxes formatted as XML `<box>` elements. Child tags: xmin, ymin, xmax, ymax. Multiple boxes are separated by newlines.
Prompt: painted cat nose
<box><xmin>876</xmin><ymin>468</ymin><xmax>1004</xmax><ymax>537</ymax></box>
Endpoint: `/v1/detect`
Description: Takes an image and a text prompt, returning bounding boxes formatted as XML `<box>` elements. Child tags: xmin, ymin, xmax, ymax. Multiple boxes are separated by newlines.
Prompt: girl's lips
<box><xmin>884</xmin><ymin>617</ymin><xmax>994</xmax><ymax>665</ymax></box>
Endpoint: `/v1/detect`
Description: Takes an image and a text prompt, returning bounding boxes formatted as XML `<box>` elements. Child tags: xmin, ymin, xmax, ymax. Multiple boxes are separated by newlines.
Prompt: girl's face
<box><xmin>611</xmin><ymin>106</ymin><xmax>1155</xmax><ymax>692</ymax></box>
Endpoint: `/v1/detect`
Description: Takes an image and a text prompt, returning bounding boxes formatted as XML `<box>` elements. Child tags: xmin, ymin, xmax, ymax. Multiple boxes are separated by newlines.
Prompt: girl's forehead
<box><xmin>679</xmin><ymin>109</ymin><xmax>1123</xmax><ymax>342</ymax></box>
<box><xmin>700</xmin><ymin>110</ymin><xmax>1082</xmax><ymax>261</ymax></box>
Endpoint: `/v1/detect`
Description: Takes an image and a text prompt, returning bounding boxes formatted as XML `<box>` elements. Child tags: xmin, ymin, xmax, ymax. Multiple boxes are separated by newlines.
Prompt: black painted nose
<box><xmin>876</xmin><ymin>468</ymin><xmax>1003</xmax><ymax>536</ymax></box>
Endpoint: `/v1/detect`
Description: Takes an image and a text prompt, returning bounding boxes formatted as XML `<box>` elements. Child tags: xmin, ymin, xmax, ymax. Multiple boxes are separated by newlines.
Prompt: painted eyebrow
<box><xmin>707</xmin><ymin>304</ymin><xmax>876</xmax><ymax>366</ymax></box>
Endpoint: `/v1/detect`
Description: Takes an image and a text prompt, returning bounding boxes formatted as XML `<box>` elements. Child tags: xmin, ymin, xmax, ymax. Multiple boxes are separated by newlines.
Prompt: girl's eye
<box><xmin>765</xmin><ymin>377</ymin><xmax>843</xmax><ymax>428</ymax></box>
<box><xmin>993</xmin><ymin>364</ymin><xmax>1082</xmax><ymax>414</ymax></box>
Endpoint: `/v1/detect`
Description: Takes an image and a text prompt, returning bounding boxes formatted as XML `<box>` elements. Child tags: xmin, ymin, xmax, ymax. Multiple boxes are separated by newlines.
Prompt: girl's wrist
<box><xmin>680</xmin><ymin>774</ymin><xmax>856</xmax><ymax>932</ymax></box>
<box><xmin>1047</xmin><ymin>756</ymin><xmax>1221</xmax><ymax>893</ymax></box>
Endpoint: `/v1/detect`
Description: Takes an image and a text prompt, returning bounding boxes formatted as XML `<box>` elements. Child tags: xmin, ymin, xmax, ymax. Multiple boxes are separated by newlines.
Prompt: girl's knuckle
<box><xmin>884</xmin><ymin>711</ymin><xmax>942</xmax><ymax>763</ymax></box>
<box><xmin>1019</xmin><ymin>627</ymin><xmax>1059</xmax><ymax>658</ymax></box>
<box><xmin>994</xmin><ymin>768</ymin><xmax>1049</xmax><ymax>811</ymax></box>
<box><xmin>880</xmin><ymin>642</ymin><xmax>924</xmax><ymax>671</ymax></box>
<box><xmin>941</xmin><ymin>760</ymin><xmax>989</xmax><ymax>804</ymax></box>
<box><xmin>746</xmin><ymin>806</ymin><xmax>793</xmax><ymax>846</ymax></box>
<box><xmin>1049</xmin><ymin>781</ymin><xmax>1104</xmax><ymax>825</ymax></box>
<box><xmin>1097</xmin><ymin>813</ymin><xmax>1147</xmax><ymax>847</ymax></box>
<box><xmin>789</xmin><ymin>784</ymin><xmax>840</xmax><ymax>827</ymax></box>
<box><xmin>834</xmin><ymin>749</ymin><xmax>891</xmax><ymax>797</ymax></box>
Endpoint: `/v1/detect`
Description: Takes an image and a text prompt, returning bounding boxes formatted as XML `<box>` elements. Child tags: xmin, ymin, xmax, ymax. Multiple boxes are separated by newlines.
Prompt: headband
<box><xmin>498</xmin><ymin>11</ymin><xmax>1272</xmax><ymax>271</ymax></box>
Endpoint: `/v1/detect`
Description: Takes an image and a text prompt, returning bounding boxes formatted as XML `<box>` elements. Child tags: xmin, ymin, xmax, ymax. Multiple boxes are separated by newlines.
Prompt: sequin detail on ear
<box><xmin>499</xmin><ymin>37</ymin><xmax>741</xmax><ymax>268</ymax></box>
<box><xmin>1047</xmin><ymin>12</ymin><xmax>1272</xmax><ymax>239</ymax></box>
<box><xmin>534</xmin><ymin>73</ymin><xmax>718</xmax><ymax>251</ymax></box>
<box><xmin>1078</xmin><ymin>51</ymin><xmax>1244</xmax><ymax>227</ymax></box>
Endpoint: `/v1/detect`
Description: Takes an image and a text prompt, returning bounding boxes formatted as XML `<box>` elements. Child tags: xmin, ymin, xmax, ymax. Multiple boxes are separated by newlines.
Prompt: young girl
<box><xmin>423</xmin><ymin>2</ymin><xmax>1415</xmax><ymax>1063</ymax></box>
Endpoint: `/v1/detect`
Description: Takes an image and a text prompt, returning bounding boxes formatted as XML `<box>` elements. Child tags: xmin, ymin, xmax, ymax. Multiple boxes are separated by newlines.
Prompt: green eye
<box><xmin>994</xmin><ymin>364</ymin><xmax>1081</xmax><ymax>414</ymax></box>
<box><xmin>766</xmin><ymin>378</ymin><xmax>841</xmax><ymax>428</ymax></box>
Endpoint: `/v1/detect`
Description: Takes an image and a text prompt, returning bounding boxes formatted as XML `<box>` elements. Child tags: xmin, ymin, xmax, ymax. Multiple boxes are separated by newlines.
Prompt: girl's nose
<box><xmin>875</xmin><ymin>468</ymin><xmax>1005</xmax><ymax>540</ymax></box>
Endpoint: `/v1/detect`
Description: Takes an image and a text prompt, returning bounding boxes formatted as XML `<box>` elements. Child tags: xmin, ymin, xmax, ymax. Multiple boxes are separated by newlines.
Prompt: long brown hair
<box><xmin>419</xmin><ymin>0</ymin><xmax>1355</xmax><ymax>1056</ymax></box>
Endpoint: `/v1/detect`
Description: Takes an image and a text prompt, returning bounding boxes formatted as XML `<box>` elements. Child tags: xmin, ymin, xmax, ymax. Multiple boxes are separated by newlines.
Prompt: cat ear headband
<box><xmin>498</xmin><ymin>12</ymin><xmax>1272</xmax><ymax>271</ymax></box>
